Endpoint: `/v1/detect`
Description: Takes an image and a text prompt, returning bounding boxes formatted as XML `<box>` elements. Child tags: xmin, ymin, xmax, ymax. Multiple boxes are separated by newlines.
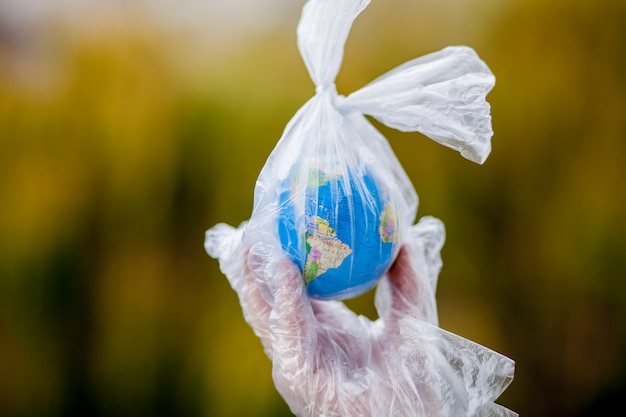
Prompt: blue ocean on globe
<box><xmin>278</xmin><ymin>167</ymin><xmax>399</xmax><ymax>300</ymax></box>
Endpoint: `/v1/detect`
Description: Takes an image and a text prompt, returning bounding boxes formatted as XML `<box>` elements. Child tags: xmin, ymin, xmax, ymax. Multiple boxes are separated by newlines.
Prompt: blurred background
<box><xmin>1</xmin><ymin>0</ymin><xmax>624</xmax><ymax>416</ymax></box>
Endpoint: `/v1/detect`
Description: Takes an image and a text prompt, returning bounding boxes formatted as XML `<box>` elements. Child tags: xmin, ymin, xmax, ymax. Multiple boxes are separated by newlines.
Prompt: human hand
<box><xmin>205</xmin><ymin>217</ymin><xmax>516</xmax><ymax>417</ymax></box>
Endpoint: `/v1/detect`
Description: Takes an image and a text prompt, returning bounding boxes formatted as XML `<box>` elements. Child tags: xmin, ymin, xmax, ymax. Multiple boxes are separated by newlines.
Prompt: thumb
<box><xmin>384</xmin><ymin>245</ymin><xmax>421</xmax><ymax>319</ymax></box>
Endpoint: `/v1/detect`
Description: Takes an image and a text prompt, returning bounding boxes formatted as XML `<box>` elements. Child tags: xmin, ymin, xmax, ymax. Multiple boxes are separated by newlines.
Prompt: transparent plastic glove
<box><xmin>205</xmin><ymin>218</ymin><xmax>516</xmax><ymax>417</ymax></box>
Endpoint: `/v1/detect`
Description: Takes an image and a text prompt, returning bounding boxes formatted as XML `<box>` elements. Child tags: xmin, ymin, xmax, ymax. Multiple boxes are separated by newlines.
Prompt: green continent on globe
<box><xmin>303</xmin><ymin>216</ymin><xmax>352</xmax><ymax>284</ymax></box>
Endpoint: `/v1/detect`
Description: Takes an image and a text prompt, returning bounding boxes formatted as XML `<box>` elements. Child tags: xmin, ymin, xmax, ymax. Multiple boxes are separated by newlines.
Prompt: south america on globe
<box><xmin>278</xmin><ymin>166</ymin><xmax>399</xmax><ymax>300</ymax></box>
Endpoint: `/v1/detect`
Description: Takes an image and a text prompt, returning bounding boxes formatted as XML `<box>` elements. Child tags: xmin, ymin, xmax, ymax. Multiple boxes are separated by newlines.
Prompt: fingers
<box><xmin>384</xmin><ymin>245</ymin><xmax>421</xmax><ymax>319</ymax></box>
<box><xmin>247</xmin><ymin>243</ymin><xmax>280</xmax><ymax>304</ymax></box>
<box><xmin>409</xmin><ymin>216</ymin><xmax>445</xmax><ymax>294</ymax></box>
<box><xmin>269</xmin><ymin>259</ymin><xmax>316</xmax><ymax>375</ymax></box>
<box><xmin>223</xmin><ymin>247</ymin><xmax>271</xmax><ymax>356</ymax></box>
<box><xmin>208</xmin><ymin>223</ymin><xmax>321</xmax><ymax>362</ymax></box>
<box><xmin>271</xmin><ymin>259</ymin><xmax>315</xmax><ymax>341</ymax></box>
<box><xmin>378</xmin><ymin>241</ymin><xmax>441</xmax><ymax>328</ymax></box>
<box><xmin>246</xmin><ymin>243</ymin><xmax>317</xmax><ymax>364</ymax></box>
<box><xmin>205</xmin><ymin>223</ymin><xmax>278</xmax><ymax>356</ymax></box>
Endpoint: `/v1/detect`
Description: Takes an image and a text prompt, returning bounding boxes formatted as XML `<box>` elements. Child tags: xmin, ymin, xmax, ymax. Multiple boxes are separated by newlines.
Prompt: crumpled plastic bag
<box><xmin>205</xmin><ymin>0</ymin><xmax>516</xmax><ymax>415</ymax></box>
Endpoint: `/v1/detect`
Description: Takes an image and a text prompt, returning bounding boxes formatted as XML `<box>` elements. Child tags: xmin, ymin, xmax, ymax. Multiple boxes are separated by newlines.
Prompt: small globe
<box><xmin>278</xmin><ymin>167</ymin><xmax>399</xmax><ymax>300</ymax></box>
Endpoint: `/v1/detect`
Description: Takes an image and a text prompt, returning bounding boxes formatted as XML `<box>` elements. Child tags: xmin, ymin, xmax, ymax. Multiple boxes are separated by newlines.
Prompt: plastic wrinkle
<box><xmin>205</xmin><ymin>0</ymin><xmax>515</xmax><ymax>415</ymax></box>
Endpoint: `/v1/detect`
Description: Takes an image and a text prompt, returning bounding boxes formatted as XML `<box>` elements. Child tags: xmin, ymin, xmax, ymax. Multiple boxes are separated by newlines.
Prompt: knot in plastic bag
<box><xmin>315</xmin><ymin>82</ymin><xmax>337</xmax><ymax>96</ymax></box>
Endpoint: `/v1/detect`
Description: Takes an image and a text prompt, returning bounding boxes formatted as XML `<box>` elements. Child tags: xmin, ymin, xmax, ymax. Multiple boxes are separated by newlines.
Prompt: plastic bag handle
<box><xmin>340</xmin><ymin>46</ymin><xmax>496</xmax><ymax>164</ymax></box>
<box><xmin>297</xmin><ymin>0</ymin><xmax>496</xmax><ymax>164</ymax></box>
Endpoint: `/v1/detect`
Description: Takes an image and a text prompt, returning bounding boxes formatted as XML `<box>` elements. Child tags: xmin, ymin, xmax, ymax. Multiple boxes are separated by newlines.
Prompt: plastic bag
<box><xmin>245</xmin><ymin>1</ymin><xmax>495</xmax><ymax>301</ymax></box>
<box><xmin>205</xmin><ymin>0</ymin><xmax>515</xmax><ymax>415</ymax></box>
